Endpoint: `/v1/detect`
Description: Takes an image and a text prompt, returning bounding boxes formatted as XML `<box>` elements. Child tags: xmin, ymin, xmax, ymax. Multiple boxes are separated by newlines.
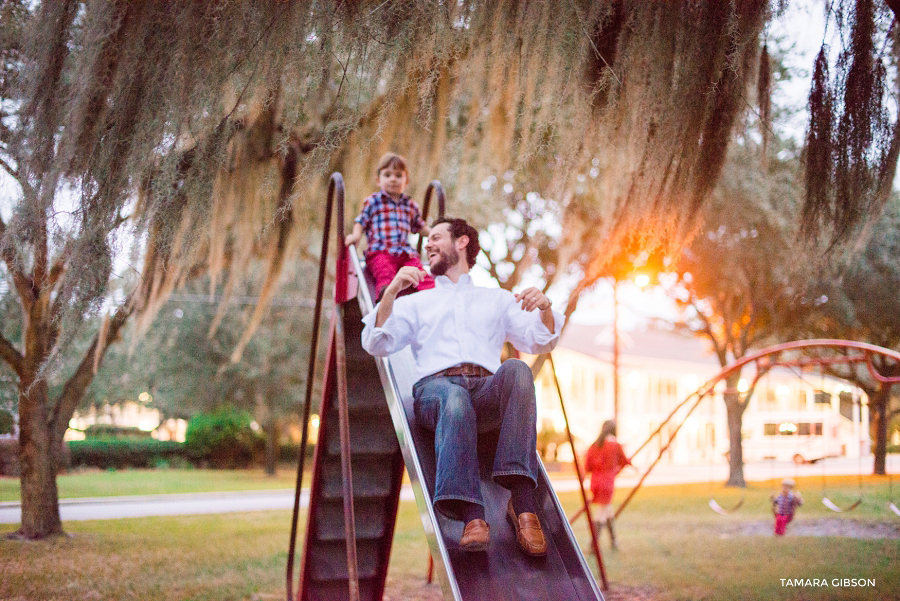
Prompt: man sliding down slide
<box><xmin>361</xmin><ymin>217</ymin><xmax>563</xmax><ymax>556</ymax></box>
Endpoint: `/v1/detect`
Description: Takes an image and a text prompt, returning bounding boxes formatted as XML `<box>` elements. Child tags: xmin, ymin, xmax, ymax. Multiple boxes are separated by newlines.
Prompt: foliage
<box><xmin>804</xmin><ymin>199</ymin><xmax>900</xmax><ymax>349</ymax></box>
<box><xmin>0</xmin><ymin>408</ymin><xmax>14</xmax><ymax>435</ymax></box>
<box><xmin>794</xmin><ymin>197</ymin><xmax>900</xmax><ymax>474</ymax></box>
<box><xmin>67</xmin><ymin>439</ymin><xmax>185</xmax><ymax>470</ymax></box>
<box><xmin>184</xmin><ymin>407</ymin><xmax>262</xmax><ymax>469</ymax></box>
<box><xmin>2</xmin><ymin>0</ymin><xmax>788</xmax><ymax>350</ymax></box>
<box><xmin>82</xmin><ymin>267</ymin><xmax>322</xmax><ymax>476</ymax></box>
<box><xmin>83</xmin><ymin>424</ymin><xmax>152</xmax><ymax>440</ymax></box>
<box><xmin>669</xmin><ymin>136</ymin><xmax>809</xmax><ymax>363</ymax></box>
<box><xmin>664</xmin><ymin>132</ymin><xmax>816</xmax><ymax>486</ymax></box>
<box><xmin>0</xmin><ymin>437</ymin><xmax>16</xmax><ymax>476</ymax></box>
<box><xmin>801</xmin><ymin>0</ymin><xmax>900</xmax><ymax>243</ymax></box>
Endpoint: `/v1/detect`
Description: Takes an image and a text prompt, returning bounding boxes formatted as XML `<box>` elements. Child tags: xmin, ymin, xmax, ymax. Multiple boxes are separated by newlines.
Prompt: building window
<box><xmin>778</xmin><ymin>422</ymin><xmax>798</xmax><ymax>435</ymax></box>
<box><xmin>594</xmin><ymin>373</ymin><xmax>605</xmax><ymax>411</ymax></box>
<box><xmin>814</xmin><ymin>390</ymin><xmax>831</xmax><ymax>405</ymax></box>
<box><xmin>786</xmin><ymin>388</ymin><xmax>806</xmax><ymax>411</ymax></box>
<box><xmin>764</xmin><ymin>423</ymin><xmax>778</xmax><ymax>436</ymax></box>
<box><xmin>760</xmin><ymin>388</ymin><xmax>779</xmax><ymax>411</ymax></box>
<box><xmin>572</xmin><ymin>366</ymin><xmax>584</xmax><ymax>401</ymax></box>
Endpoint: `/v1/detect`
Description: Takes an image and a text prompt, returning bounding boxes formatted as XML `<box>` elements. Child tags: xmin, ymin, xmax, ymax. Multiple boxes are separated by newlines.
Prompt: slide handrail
<box><xmin>287</xmin><ymin>173</ymin><xmax>360</xmax><ymax>601</ymax></box>
<box><xmin>416</xmin><ymin>180</ymin><xmax>447</xmax><ymax>255</ymax></box>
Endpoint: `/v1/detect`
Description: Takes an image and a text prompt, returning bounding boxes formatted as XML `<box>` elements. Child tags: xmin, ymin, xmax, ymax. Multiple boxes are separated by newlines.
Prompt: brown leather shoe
<box><xmin>506</xmin><ymin>500</ymin><xmax>547</xmax><ymax>556</ymax></box>
<box><xmin>459</xmin><ymin>519</ymin><xmax>490</xmax><ymax>552</ymax></box>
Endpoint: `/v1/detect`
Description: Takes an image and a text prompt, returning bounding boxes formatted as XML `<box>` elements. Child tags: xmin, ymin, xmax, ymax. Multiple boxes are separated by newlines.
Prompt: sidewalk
<box><xmin>551</xmin><ymin>455</ymin><xmax>896</xmax><ymax>489</ymax></box>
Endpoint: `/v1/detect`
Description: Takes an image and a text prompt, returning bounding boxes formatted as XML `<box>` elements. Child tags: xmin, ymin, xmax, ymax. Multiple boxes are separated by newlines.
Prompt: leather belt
<box><xmin>433</xmin><ymin>363</ymin><xmax>493</xmax><ymax>378</ymax></box>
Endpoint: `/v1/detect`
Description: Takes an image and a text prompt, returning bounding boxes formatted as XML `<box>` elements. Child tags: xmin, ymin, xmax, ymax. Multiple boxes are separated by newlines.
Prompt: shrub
<box><xmin>184</xmin><ymin>407</ymin><xmax>263</xmax><ymax>468</ymax></box>
<box><xmin>0</xmin><ymin>410</ymin><xmax>14</xmax><ymax>436</ymax></box>
<box><xmin>68</xmin><ymin>439</ymin><xmax>185</xmax><ymax>470</ymax></box>
<box><xmin>84</xmin><ymin>424</ymin><xmax>153</xmax><ymax>439</ymax></box>
<box><xmin>0</xmin><ymin>438</ymin><xmax>18</xmax><ymax>476</ymax></box>
<box><xmin>278</xmin><ymin>441</ymin><xmax>316</xmax><ymax>464</ymax></box>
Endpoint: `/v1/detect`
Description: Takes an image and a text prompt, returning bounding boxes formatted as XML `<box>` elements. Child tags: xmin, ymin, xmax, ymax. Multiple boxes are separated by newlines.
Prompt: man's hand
<box><xmin>515</xmin><ymin>286</ymin><xmax>555</xmax><ymax>333</ymax></box>
<box><xmin>376</xmin><ymin>266</ymin><xmax>426</xmax><ymax>327</ymax></box>
<box><xmin>514</xmin><ymin>287</ymin><xmax>552</xmax><ymax>312</ymax></box>
<box><xmin>386</xmin><ymin>266</ymin><xmax>427</xmax><ymax>296</ymax></box>
<box><xmin>344</xmin><ymin>231</ymin><xmax>361</xmax><ymax>246</ymax></box>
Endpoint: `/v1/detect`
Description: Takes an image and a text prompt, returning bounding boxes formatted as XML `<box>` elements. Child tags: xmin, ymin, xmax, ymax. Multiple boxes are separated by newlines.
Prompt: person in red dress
<box><xmin>583</xmin><ymin>420</ymin><xmax>631</xmax><ymax>549</ymax></box>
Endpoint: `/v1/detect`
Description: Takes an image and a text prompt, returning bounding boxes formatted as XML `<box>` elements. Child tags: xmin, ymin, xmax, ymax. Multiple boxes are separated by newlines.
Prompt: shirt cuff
<box><xmin>530</xmin><ymin>309</ymin><xmax>564</xmax><ymax>350</ymax></box>
<box><xmin>361</xmin><ymin>308</ymin><xmax>395</xmax><ymax>356</ymax></box>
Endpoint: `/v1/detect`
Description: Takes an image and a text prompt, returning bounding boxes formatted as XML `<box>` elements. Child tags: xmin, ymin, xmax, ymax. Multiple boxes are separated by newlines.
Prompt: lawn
<box><xmin>0</xmin><ymin>473</ymin><xmax>898</xmax><ymax>600</ymax></box>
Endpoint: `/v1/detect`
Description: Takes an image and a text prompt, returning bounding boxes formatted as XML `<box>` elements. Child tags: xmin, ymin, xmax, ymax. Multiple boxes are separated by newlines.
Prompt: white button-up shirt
<box><xmin>361</xmin><ymin>274</ymin><xmax>564</xmax><ymax>381</ymax></box>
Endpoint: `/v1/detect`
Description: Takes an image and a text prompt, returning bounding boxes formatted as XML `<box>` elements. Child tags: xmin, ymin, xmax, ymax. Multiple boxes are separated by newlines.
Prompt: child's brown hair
<box><xmin>375</xmin><ymin>152</ymin><xmax>408</xmax><ymax>176</ymax></box>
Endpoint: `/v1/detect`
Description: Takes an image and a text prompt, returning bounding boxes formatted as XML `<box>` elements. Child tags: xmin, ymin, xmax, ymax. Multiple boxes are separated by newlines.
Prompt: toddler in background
<box><xmin>771</xmin><ymin>478</ymin><xmax>803</xmax><ymax>536</ymax></box>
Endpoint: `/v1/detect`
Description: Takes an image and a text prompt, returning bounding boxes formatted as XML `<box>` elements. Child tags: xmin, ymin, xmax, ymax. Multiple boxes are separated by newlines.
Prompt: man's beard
<box><xmin>429</xmin><ymin>247</ymin><xmax>460</xmax><ymax>276</ymax></box>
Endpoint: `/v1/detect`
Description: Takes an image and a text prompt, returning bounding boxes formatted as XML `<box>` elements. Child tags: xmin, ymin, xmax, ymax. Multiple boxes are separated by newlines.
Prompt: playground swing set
<box><xmin>604</xmin><ymin>340</ymin><xmax>900</xmax><ymax>521</ymax></box>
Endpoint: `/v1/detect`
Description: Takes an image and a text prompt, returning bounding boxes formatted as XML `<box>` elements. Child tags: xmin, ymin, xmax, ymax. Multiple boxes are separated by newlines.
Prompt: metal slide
<box><xmin>296</xmin><ymin>174</ymin><xmax>602</xmax><ymax>600</ymax></box>
<box><xmin>359</xmin><ymin>249</ymin><xmax>604</xmax><ymax>600</ymax></box>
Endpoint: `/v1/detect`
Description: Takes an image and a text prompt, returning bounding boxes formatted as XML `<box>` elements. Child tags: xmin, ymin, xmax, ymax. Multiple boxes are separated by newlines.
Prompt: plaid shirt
<box><xmin>773</xmin><ymin>491</ymin><xmax>801</xmax><ymax>515</ymax></box>
<box><xmin>355</xmin><ymin>191</ymin><xmax>426</xmax><ymax>255</ymax></box>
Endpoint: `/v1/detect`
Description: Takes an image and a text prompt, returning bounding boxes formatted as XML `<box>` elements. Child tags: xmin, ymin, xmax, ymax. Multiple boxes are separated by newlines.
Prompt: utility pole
<box><xmin>612</xmin><ymin>278</ymin><xmax>619</xmax><ymax>423</ymax></box>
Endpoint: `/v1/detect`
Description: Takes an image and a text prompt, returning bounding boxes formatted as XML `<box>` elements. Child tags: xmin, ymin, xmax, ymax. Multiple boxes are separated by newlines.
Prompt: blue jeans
<box><xmin>412</xmin><ymin>359</ymin><xmax>538</xmax><ymax>518</ymax></box>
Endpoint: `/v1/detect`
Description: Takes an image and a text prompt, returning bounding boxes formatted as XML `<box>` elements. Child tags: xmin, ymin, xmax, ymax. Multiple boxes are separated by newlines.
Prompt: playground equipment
<box><xmin>287</xmin><ymin>173</ymin><xmax>604</xmax><ymax>601</ymax></box>
<box><xmin>890</xmin><ymin>472</ymin><xmax>900</xmax><ymax>517</ymax></box>
<box><xmin>613</xmin><ymin>340</ymin><xmax>900</xmax><ymax>519</ymax></box>
<box><xmin>708</xmin><ymin>495</ymin><xmax>745</xmax><ymax>516</ymax></box>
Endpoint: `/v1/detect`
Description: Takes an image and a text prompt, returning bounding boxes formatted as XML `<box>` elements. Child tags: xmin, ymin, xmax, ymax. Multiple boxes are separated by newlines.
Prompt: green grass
<box><xmin>0</xmin><ymin>467</ymin><xmax>304</xmax><ymax>502</ymax></box>
<box><xmin>573</xmin><ymin>476</ymin><xmax>900</xmax><ymax>601</ymax></box>
<box><xmin>0</xmin><ymin>474</ymin><xmax>898</xmax><ymax>600</ymax></box>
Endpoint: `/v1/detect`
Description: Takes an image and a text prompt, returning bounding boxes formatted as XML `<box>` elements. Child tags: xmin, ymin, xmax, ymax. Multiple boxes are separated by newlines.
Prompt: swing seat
<box><xmin>708</xmin><ymin>497</ymin><xmax>744</xmax><ymax>515</ymax></box>
<box><xmin>822</xmin><ymin>496</ymin><xmax>862</xmax><ymax>512</ymax></box>
<box><xmin>888</xmin><ymin>502</ymin><xmax>900</xmax><ymax>517</ymax></box>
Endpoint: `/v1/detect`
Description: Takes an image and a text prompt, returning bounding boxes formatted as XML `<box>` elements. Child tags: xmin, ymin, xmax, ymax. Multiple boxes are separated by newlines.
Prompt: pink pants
<box><xmin>774</xmin><ymin>513</ymin><xmax>793</xmax><ymax>536</ymax></box>
<box><xmin>366</xmin><ymin>250</ymin><xmax>435</xmax><ymax>299</ymax></box>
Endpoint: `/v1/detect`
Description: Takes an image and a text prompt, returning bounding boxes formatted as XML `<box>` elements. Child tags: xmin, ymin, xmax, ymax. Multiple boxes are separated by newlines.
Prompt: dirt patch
<box><xmin>384</xmin><ymin>581</ymin><xmax>662</xmax><ymax>601</ymax></box>
<box><xmin>717</xmin><ymin>518</ymin><xmax>900</xmax><ymax>539</ymax></box>
<box><xmin>601</xmin><ymin>583</ymin><xmax>665</xmax><ymax>601</ymax></box>
<box><xmin>383</xmin><ymin>580</ymin><xmax>444</xmax><ymax>601</ymax></box>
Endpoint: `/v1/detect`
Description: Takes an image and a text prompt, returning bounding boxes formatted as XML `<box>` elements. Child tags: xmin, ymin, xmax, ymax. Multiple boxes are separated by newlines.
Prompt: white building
<box><xmin>534</xmin><ymin>325</ymin><xmax>870</xmax><ymax>467</ymax></box>
<box><xmin>67</xmin><ymin>399</ymin><xmax>187</xmax><ymax>442</ymax></box>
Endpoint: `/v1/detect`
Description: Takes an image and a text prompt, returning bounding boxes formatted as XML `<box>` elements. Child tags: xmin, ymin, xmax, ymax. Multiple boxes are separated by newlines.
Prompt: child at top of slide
<box><xmin>345</xmin><ymin>152</ymin><xmax>435</xmax><ymax>299</ymax></box>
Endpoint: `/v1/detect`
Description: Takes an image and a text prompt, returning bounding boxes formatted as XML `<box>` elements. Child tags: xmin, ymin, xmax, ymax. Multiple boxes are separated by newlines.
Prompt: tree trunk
<box><xmin>264</xmin><ymin>417</ymin><xmax>278</xmax><ymax>476</ymax></box>
<box><xmin>256</xmin><ymin>391</ymin><xmax>278</xmax><ymax>476</ymax></box>
<box><xmin>871</xmin><ymin>385</ymin><xmax>891</xmax><ymax>476</ymax></box>
<box><xmin>16</xmin><ymin>299</ymin><xmax>63</xmax><ymax>538</ymax></box>
<box><xmin>17</xmin><ymin>379</ymin><xmax>62</xmax><ymax>539</ymax></box>
<box><xmin>724</xmin><ymin>372</ymin><xmax>747</xmax><ymax>487</ymax></box>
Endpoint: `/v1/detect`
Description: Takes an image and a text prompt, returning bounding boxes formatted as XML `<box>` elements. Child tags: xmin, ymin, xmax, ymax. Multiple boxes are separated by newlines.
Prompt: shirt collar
<box><xmin>379</xmin><ymin>190</ymin><xmax>410</xmax><ymax>205</ymax></box>
<box><xmin>435</xmin><ymin>273</ymin><xmax>474</xmax><ymax>288</ymax></box>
